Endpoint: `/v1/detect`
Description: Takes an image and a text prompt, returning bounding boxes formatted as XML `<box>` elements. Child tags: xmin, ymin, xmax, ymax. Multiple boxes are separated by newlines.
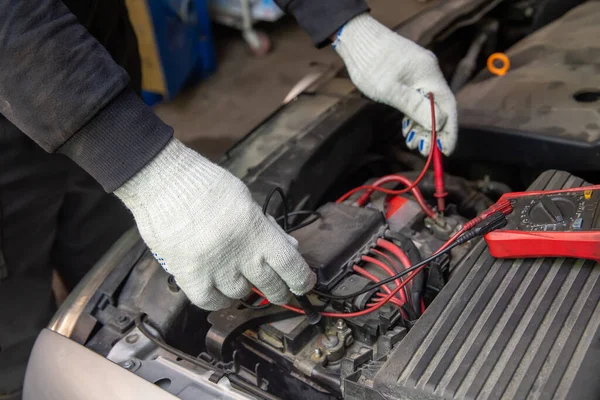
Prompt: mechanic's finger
<box><xmin>243</xmin><ymin>263</ymin><xmax>291</xmax><ymax>305</ymax></box>
<box><xmin>418</xmin><ymin>133</ymin><xmax>432</xmax><ymax>156</ymax></box>
<box><xmin>436</xmin><ymin>129</ymin><xmax>455</xmax><ymax>156</ymax></box>
<box><xmin>436</xmin><ymin>111</ymin><xmax>458</xmax><ymax>156</ymax></box>
<box><xmin>215</xmin><ymin>273</ymin><xmax>253</xmax><ymax>299</ymax></box>
<box><xmin>389</xmin><ymin>86</ymin><xmax>447</xmax><ymax>132</ymax></box>
<box><xmin>401</xmin><ymin>116</ymin><xmax>414</xmax><ymax>137</ymax></box>
<box><xmin>405</xmin><ymin>124</ymin><xmax>427</xmax><ymax>150</ymax></box>
<box><xmin>189</xmin><ymin>286</ymin><xmax>235</xmax><ymax>311</ymax></box>
<box><xmin>263</xmin><ymin>238</ymin><xmax>316</xmax><ymax>296</ymax></box>
<box><xmin>267</xmin><ymin>215</ymin><xmax>299</xmax><ymax>248</ymax></box>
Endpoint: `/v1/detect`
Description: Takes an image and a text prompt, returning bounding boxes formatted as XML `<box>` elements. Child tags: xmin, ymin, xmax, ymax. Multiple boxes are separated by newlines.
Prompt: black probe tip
<box><xmin>295</xmin><ymin>295</ymin><xmax>321</xmax><ymax>325</ymax></box>
<box><xmin>295</xmin><ymin>294</ymin><xmax>332</xmax><ymax>339</ymax></box>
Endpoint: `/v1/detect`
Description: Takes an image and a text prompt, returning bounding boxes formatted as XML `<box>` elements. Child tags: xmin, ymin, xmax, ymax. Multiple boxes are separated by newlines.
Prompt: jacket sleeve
<box><xmin>0</xmin><ymin>1</ymin><xmax>173</xmax><ymax>192</ymax></box>
<box><xmin>274</xmin><ymin>0</ymin><xmax>369</xmax><ymax>47</ymax></box>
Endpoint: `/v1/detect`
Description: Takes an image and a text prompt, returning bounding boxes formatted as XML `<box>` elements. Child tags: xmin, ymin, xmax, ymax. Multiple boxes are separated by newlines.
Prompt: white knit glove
<box><xmin>333</xmin><ymin>13</ymin><xmax>458</xmax><ymax>156</ymax></box>
<box><xmin>115</xmin><ymin>139</ymin><xmax>316</xmax><ymax>310</ymax></box>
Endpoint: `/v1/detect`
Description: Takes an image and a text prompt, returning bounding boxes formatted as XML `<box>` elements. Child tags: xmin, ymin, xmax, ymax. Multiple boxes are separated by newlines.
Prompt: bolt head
<box><xmin>321</xmin><ymin>335</ymin><xmax>340</xmax><ymax>349</ymax></box>
<box><xmin>336</xmin><ymin>319</ymin><xmax>346</xmax><ymax>330</ymax></box>
<box><xmin>313</xmin><ymin>348</ymin><xmax>322</xmax><ymax>357</ymax></box>
<box><xmin>123</xmin><ymin>360</ymin><xmax>133</xmax><ymax>369</ymax></box>
<box><xmin>126</xmin><ymin>334</ymin><xmax>139</xmax><ymax>344</ymax></box>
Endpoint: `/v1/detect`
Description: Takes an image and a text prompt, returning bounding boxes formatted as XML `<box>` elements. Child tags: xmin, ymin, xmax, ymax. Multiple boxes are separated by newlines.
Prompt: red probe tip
<box><xmin>433</xmin><ymin>144</ymin><xmax>447</xmax><ymax>213</ymax></box>
<box><xmin>430</xmin><ymin>93</ymin><xmax>447</xmax><ymax>214</ymax></box>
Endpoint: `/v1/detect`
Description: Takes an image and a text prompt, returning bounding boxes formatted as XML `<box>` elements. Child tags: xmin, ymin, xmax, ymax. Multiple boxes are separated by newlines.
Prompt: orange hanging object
<box><xmin>487</xmin><ymin>53</ymin><xmax>511</xmax><ymax>76</ymax></box>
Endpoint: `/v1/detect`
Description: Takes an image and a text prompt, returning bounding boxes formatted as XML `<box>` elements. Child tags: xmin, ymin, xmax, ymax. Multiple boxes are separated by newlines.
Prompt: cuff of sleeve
<box><xmin>286</xmin><ymin>0</ymin><xmax>369</xmax><ymax>47</ymax></box>
<box><xmin>58</xmin><ymin>88</ymin><xmax>174</xmax><ymax>192</ymax></box>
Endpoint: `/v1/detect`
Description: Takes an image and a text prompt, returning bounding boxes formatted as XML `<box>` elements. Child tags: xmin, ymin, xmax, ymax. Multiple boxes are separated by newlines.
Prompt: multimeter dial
<box><xmin>518</xmin><ymin>193</ymin><xmax>586</xmax><ymax>232</ymax></box>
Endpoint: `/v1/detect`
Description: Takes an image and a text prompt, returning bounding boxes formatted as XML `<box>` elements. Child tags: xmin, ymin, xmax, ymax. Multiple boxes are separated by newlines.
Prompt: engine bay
<box><xmin>36</xmin><ymin>1</ymin><xmax>600</xmax><ymax>399</ymax></box>
<box><xmin>49</xmin><ymin>168</ymin><xmax>600</xmax><ymax>400</ymax></box>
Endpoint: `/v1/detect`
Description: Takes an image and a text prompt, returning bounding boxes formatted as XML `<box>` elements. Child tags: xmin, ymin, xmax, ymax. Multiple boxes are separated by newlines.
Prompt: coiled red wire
<box><xmin>361</xmin><ymin>255</ymin><xmax>405</xmax><ymax>302</ymax></box>
<box><xmin>369</xmin><ymin>248</ymin><xmax>409</xmax><ymax>303</ymax></box>
<box><xmin>335</xmin><ymin>93</ymin><xmax>438</xmax><ymax>218</ymax></box>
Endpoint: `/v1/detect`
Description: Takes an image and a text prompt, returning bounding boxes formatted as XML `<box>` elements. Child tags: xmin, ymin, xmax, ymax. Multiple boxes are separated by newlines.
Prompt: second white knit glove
<box><xmin>333</xmin><ymin>14</ymin><xmax>458</xmax><ymax>156</ymax></box>
<box><xmin>115</xmin><ymin>139</ymin><xmax>316</xmax><ymax>311</ymax></box>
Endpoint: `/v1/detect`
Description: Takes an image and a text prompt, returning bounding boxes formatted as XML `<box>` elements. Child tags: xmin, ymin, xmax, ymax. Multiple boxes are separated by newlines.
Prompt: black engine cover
<box><xmin>291</xmin><ymin>203</ymin><xmax>385</xmax><ymax>291</ymax></box>
<box><xmin>454</xmin><ymin>2</ymin><xmax>600</xmax><ymax>171</ymax></box>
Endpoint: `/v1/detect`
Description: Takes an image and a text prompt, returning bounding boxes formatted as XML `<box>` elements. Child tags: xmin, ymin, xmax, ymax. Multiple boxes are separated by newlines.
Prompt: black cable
<box><xmin>282</xmin><ymin>211</ymin><xmax>321</xmax><ymax>233</ymax></box>
<box><xmin>312</xmin><ymin>242</ymin><xmax>459</xmax><ymax>301</ymax></box>
<box><xmin>263</xmin><ymin>187</ymin><xmax>321</xmax><ymax>233</ymax></box>
<box><xmin>262</xmin><ymin>187</ymin><xmax>289</xmax><ymax>231</ymax></box>
<box><xmin>135</xmin><ymin>315</ymin><xmax>280</xmax><ymax>400</ymax></box>
<box><xmin>135</xmin><ymin>314</ymin><xmax>214</xmax><ymax>369</ymax></box>
<box><xmin>275</xmin><ymin>210</ymin><xmax>320</xmax><ymax>222</ymax></box>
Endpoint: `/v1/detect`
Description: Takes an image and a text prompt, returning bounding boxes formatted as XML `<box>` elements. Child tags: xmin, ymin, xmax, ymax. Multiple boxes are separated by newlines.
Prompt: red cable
<box><xmin>374</xmin><ymin>293</ymin><xmax>395</xmax><ymax>301</ymax></box>
<box><xmin>376</xmin><ymin>239</ymin><xmax>413</xmax><ymax>271</ymax></box>
<box><xmin>371</xmin><ymin>293</ymin><xmax>403</xmax><ymax>305</ymax></box>
<box><xmin>352</xmin><ymin>267</ymin><xmax>409</xmax><ymax>320</ymax></box>
<box><xmin>377</xmin><ymin>239</ymin><xmax>416</xmax><ymax>304</ymax></box>
<box><xmin>370</xmin><ymin>248</ymin><xmax>410</xmax><ymax>304</ymax></box>
<box><xmin>353</xmin><ymin>266</ymin><xmax>405</xmax><ymax>308</ymax></box>
<box><xmin>355</xmin><ymin>175</ymin><xmax>431</xmax><ymax>210</ymax></box>
<box><xmin>336</xmin><ymin>94</ymin><xmax>438</xmax><ymax>207</ymax></box>
<box><xmin>368</xmin><ymin>300</ymin><xmax>408</xmax><ymax>319</ymax></box>
<box><xmin>373</xmin><ymin>242</ymin><xmax>414</xmax><ymax>298</ymax></box>
<box><xmin>369</xmin><ymin>294</ymin><xmax>409</xmax><ymax>319</ymax></box>
<box><xmin>370</xmin><ymin>248</ymin><xmax>402</xmax><ymax>273</ymax></box>
<box><xmin>357</xmin><ymin>175</ymin><xmax>437</xmax><ymax>218</ymax></box>
<box><xmin>361</xmin><ymin>255</ymin><xmax>406</xmax><ymax>303</ymax></box>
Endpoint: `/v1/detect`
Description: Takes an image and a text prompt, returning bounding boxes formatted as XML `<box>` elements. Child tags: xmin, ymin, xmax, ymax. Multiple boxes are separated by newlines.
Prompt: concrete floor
<box><xmin>154</xmin><ymin>0</ymin><xmax>435</xmax><ymax>160</ymax></box>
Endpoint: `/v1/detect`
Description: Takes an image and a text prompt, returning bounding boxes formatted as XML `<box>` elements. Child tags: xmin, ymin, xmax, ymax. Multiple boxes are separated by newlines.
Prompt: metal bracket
<box><xmin>206</xmin><ymin>304</ymin><xmax>296</xmax><ymax>361</ymax></box>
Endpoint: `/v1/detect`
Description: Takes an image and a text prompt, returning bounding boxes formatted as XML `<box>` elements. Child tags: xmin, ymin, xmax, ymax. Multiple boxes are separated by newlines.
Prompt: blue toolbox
<box><xmin>126</xmin><ymin>0</ymin><xmax>217</xmax><ymax>105</ymax></box>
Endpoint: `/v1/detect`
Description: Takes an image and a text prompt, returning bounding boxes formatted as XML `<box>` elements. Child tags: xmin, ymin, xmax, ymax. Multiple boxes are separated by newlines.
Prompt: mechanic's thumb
<box><xmin>389</xmin><ymin>86</ymin><xmax>447</xmax><ymax>133</ymax></box>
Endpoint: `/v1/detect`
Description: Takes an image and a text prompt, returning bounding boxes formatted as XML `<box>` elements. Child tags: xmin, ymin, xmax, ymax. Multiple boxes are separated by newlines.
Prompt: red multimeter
<box><xmin>484</xmin><ymin>185</ymin><xmax>600</xmax><ymax>262</ymax></box>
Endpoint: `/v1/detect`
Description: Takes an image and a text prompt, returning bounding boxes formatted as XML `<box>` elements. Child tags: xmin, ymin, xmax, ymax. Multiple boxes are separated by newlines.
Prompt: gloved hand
<box><xmin>115</xmin><ymin>139</ymin><xmax>316</xmax><ymax>310</ymax></box>
<box><xmin>333</xmin><ymin>13</ymin><xmax>458</xmax><ymax>156</ymax></box>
